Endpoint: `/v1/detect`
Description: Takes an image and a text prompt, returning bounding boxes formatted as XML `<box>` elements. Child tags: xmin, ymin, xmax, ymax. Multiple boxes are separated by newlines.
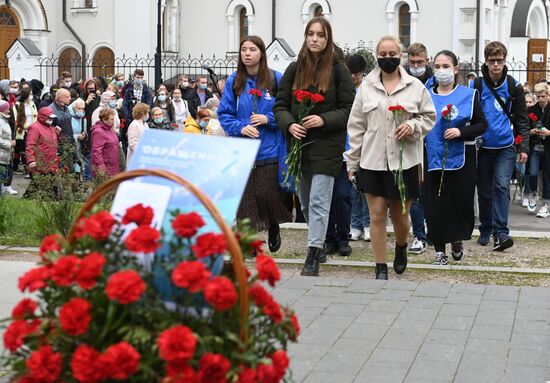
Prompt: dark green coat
<box><xmin>274</xmin><ymin>61</ymin><xmax>355</xmax><ymax>178</ymax></box>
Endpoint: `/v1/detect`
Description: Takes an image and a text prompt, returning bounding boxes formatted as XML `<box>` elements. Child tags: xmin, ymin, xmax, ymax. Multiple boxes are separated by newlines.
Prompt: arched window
<box><xmin>59</xmin><ymin>47</ymin><xmax>82</xmax><ymax>81</ymax></box>
<box><xmin>301</xmin><ymin>0</ymin><xmax>331</xmax><ymax>23</ymax></box>
<box><xmin>239</xmin><ymin>7</ymin><xmax>249</xmax><ymax>42</ymax></box>
<box><xmin>399</xmin><ymin>3</ymin><xmax>411</xmax><ymax>48</ymax></box>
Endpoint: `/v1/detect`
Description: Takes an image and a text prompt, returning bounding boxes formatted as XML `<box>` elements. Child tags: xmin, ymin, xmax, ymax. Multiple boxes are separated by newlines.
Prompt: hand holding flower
<box><xmin>250</xmin><ymin>114</ymin><xmax>268</xmax><ymax>126</ymax></box>
<box><xmin>443</xmin><ymin>128</ymin><xmax>461</xmax><ymax>140</ymax></box>
<box><xmin>241</xmin><ymin>125</ymin><xmax>260</xmax><ymax>138</ymax></box>
<box><xmin>301</xmin><ymin>115</ymin><xmax>324</xmax><ymax>129</ymax></box>
<box><xmin>289</xmin><ymin>123</ymin><xmax>307</xmax><ymax>139</ymax></box>
<box><xmin>395</xmin><ymin>123</ymin><xmax>414</xmax><ymax>140</ymax></box>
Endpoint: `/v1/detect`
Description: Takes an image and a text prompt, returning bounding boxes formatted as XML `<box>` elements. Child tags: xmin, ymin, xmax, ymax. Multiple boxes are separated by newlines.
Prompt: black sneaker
<box><xmin>337</xmin><ymin>242</ymin><xmax>352</xmax><ymax>257</ymax></box>
<box><xmin>375</xmin><ymin>263</ymin><xmax>388</xmax><ymax>280</ymax></box>
<box><xmin>301</xmin><ymin>247</ymin><xmax>321</xmax><ymax>276</ymax></box>
<box><xmin>324</xmin><ymin>242</ymin><xmax>337</xmax><ymax>255</ymax></box>
<box><xmin>493</xmin><ymin>236</ymin><xmax>514</xmax><ymax>252</ymax></box>
<box><xmin>451</xmin><ymin>241</ymin><xmax>464</xmax><ymax>261</ymax></box>
<box><xmin>477</xmin><ymin>233</ymin><xmax>490</xmax><ymax>246</ymax></box>
<box><xmin>393</xmin><ymin>243</ymin><xmax>408</xmax><ymax>274</ymax></box>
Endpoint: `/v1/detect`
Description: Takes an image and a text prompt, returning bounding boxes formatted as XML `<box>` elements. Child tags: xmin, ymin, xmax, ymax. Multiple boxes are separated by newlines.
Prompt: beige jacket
<box><xmin>345</xmin><ymin>66</ymin><xmax>436</xmax><ymax>172</ymax></box>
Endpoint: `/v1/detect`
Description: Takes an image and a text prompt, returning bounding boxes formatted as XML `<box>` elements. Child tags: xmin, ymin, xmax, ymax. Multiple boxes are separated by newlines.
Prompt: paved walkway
<box><xmin>1</xmin><ymin>262</ymin><xmax>549</xmax><ymax>382</ymax></box>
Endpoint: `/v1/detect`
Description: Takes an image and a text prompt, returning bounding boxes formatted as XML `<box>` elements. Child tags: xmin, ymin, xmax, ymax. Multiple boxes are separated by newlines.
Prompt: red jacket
<box><xmin>25</xmin><ymin>108</ymin><xmax>59</xmax><ymax>174</ymax></box>
<box><xmin>91</xmin><ymin>120</ymin><xmax>119</xmax><ymax>178</ymax></box>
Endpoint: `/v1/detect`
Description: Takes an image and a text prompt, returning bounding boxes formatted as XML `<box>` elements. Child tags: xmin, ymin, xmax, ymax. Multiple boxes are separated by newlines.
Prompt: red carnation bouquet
<box><xmin>249</xmin><ymin>88</ymin><xmax>262</xmax><ymax>114</ymax></box>
<box><xmin>438</xmin><ymin>103</ymin><xmax>454</xmax><ymax>197</ymax></box>
<box><xmin>1</xmin><ymin>206</ymin><xmax>299</xmax><ymax>382</ymax></box>
<box><xmin>284</xmin><ymin>90</ymin><xmax>325</xmax><ymax>186</ymax></box>
<box><xmin>388</xmin><ymin>104</ymin><xmax>407</xmax><ymax>214</ymax></box>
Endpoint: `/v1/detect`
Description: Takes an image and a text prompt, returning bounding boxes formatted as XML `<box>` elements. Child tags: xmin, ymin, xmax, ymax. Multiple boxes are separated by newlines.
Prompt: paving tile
<box><xmin>512</xmin><ymin>319</ymin><xmax>550</xmax><ymax>334</ymax></box>
<box><xmin>463</xmin><ymin>339</ymin><xmax>509</xmax><ymax>358</ymax></box>
<box><xmin>366</xmin><ymin>347</ymin><xmax>417</xmax><ymax>367</ymax></box>
<box><xmin>288</xmin><ymin>343</ymin><xmax>330</xmax><ymax>361</ymax></box>
<box><xmin>347</xmin><ymin>279</ymin><xmax>386</xmax><ymax>294</ymax></box>
<box><xmin>336</xmin><ymin>292</ymin><xmax>375</xmax><ymax>305</ymax></box>
<box><xmin>307</xmin><ymin>314</ymin><xmax>356</xmax><ymax>331</ymax></box>
<box><xmin>445</xmin><ymin>292</ymin><xmax>483</xmax><ymax>305</ymax></box>
<box><xmin>417</xmin><ymin>342</ymin><xmax>464</xmax><ymax>362</ymax></box>
<box><xmin>454</xmin><ymin>359</ymin><xmax>506</xmax><ymax>383</ymax></box>
<box><xmin>377</xmin><ymin>334</ymin><xmax>424</xmax><ymax>351</ymax></box>
<box><xmin>469</xmin><ymin>324</ymin><xmax>513</xmax><ymax>341</ymax></box>
<box><xmin>354</xmin><ymin>364</ymin><xmax>408</xmax><ymax>383</ymax></box>
<box><xmin>374</xmin><ymin>288</ymin><xmax>413</xmax><ymax>301</ymax></box>
<box><xmin>293</xmin><ymin>306</ymin><xmax>325</xmax><ymax>321</ymax></box>
<box><xmin>303</xmin><ymin>371</ymin><xmax>356</xmax><ymax>383</ymax></box>
<box><xmin>355</xmin><ymin>310</ymin><xmax>399</xmax><ymax>325</ymax></box>
<box><xmin>503</xmin><ymin>364</ymin><xmax>550</xmax><ymax>383</ymax></box>
<box><xmin>289</xmin><ymin>359</ymin><xmax>315</xmax><ymax>382</ymax></box>
<box><xmin>515</xmin><ymin>307</ymin><xmax>550</xmax><ymax>321</ymax></box>
<box><xmin>272</xmin><ymin>288</ymin><xmax>308</xmax><ymax>305</ymax></box>
<box><xmin>322</xmin><ymin>303</ymin><xmax>366</xmax><ymax>317</ymax></box>
<box><xmin>314</xmin><ymin>277</ymin><xmax>355</xmax><ymax>287</ymax></box>
<box><xmin>438</xmin><ymin>303</ymin><xmax>478</xmax><ymax>317</ymax></box>
<box><xmin>510</xmin><ymin>333</ymin><xmax>550</xmax><ymax>350</ymax></box>
<box><xmin>385</xmin><ymin>319</ymin><xmax>433</xmax><ymax>336</ymax></box>
<box><xmin>478</xmin><ymin>299</ymin><xmax>517</xmax><ymax>313</ymax></box>
<box><xmin>305</xmin><ymin>286</ymin><xmax>346</xmax><ymax>297</ymax></box>
<box><xmin>364</xmin><ymin>299</ymin><xmax>406</xmax><ymax>313</ymax></box>
<box><xmin>280</xmin><ymin>275</ymin><xmax>319</xmax><ymax>290</ymax></box>
<box><xmin>483</xmin><ymin>285</ymin><xmax>519</xmax><ymax>302</ymax></box>
<box><xmin>404</xmin><ymin>296</ymin><xmax>445</xmax><ymax>310</ymax></box>
<box><xmin>474</xmin><ymin>310</ymin><xmax>515</xmax><ymax>326</ymax></box>
<box><xmin>342</xmin><ymin>323</ymin><xmax>389</xmax><ymax>341</ymax></box>
<box><xmin>298</xmin><ymin>326</ymin><xmax>343</xmax><ymax>345</ymax></box>
<box><xmin>405</xmin><ymin>359</ymin><xmax>459</xmax><ymax>381</ymax></box>
<box><xmin>424</xmin><ymin>328</ymin><xmax>470</xmax><ymax>345</ymax></box>
<box><xmin>329</xmin><ymin>338</ymin><xmax>378</xmax><ymax>357</ymax></box>
<box><xmin>291</xmin><ymin>295</ymin><xmax>334</xmax><ymax>308</ymax></box>
<box><xmin>450</xmin><ymin>283</ymin><xmax>486</xmax><ymax>295</ymax></box>
<box><xmin>413</xmin><ymin>282</ymin><xmax>452</xmax><ymax>298</ymax></box>
<box><xmin>315</xmin><ymin>352</ymin><xmax>369</xmax><ymax>375</ymax></box>
<box><xmin>507</xmin><ymin>348</ymin><xmax>550</xmax><ymax>367</ymax></box>
<box><xmin>398</xmin><ymin>307</ymin><xmax>438</xmax><ymax>322</ymax></box>
<box><xmin>382</xmin><ymin>280</ymin><xmax>419</xmax><ymax>290</ymax></box>
<box><xmin>432</xmin><ymin>315</ymin><xmax>474</xmax><ymax>331</ymax></box>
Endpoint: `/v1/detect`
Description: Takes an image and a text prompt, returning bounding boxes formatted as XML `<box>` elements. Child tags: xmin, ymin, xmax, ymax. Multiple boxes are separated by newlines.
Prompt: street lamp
<box><xmin>154</xmin><ymin>0</ymin><xmax>162</xmax><ymax>90</ymax></box>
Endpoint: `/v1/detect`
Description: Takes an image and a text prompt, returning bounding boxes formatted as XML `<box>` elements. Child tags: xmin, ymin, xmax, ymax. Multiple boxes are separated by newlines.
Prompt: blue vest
<box><xmin>426</xmin><ymin>85</ymin><xmax>476</xmax><ymax>171</ymax></box>
<box><xmin>424</xmin><ymin>75</ymin><xmax>436</xmax><ymax>90</ymax></box>
<box><xmin>469</xmin><ymin>78</ymin><xmax>515</xmax><ymax>149</ymax></box>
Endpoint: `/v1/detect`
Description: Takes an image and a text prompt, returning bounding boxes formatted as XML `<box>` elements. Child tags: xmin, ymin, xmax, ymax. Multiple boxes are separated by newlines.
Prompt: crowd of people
<box><xmin>0</xmin><ymin>17</ymin><xmax>542</xmax><ymax>280</ymax></box>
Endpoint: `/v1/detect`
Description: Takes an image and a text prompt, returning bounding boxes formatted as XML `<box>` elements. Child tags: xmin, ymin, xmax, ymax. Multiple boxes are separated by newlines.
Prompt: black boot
<box><xmin>301</xmin><ymin>247</ymin><xmax>321</xmax><ymax>276</ymax></box>
<box><xmin>375</xmin><ymin>263</ymin><xmax>388</xmax><ymax>280</ymax></box>
<box><xmin>393</xmin><ymin>243</ymin><xmax>408</xmax><ymax>274</ymax></box>
<box><xmin>268</xmin><ymin>224</ymin><xmax>281</xmax><ymax>253</ymax></box>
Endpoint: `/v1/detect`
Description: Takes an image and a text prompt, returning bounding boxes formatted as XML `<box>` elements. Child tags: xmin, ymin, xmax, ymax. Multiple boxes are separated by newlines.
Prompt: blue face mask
<box><xmin>75</xmin><ymin>111</ymin><xmax>85</xmax><ymax>118</ymax></box>
<box><xmin>116</xmin><ymin>81</ymin><xmax>124</xmax><ymax>87</ymax></box>
<box><xmin>157</xmin><ymin>95</ymin><xmax>166</xmax><ymax>102</ymax></box>
<box><xmin>199</xmin><ymin>120</ymin><xmax>208</xmax><ymax>129</ymax></box>
<box><xmin>108</xmin><ymin>100</ymin><xmax>116</xmax><ymax>108</ymax></box>
<box><xmin>154</xmin><ymin>117</ymin><xmax>164</xmax><ymax>124</ymax></box>
<box><xmin>199</xmin><ymin>84</ymin><xmax>207</xmax><ymax>91</ymax></box>
<box><xmin>135</xmin><ymin>79</ymin><xmax>143</xmax><ymax>86</ymax></box>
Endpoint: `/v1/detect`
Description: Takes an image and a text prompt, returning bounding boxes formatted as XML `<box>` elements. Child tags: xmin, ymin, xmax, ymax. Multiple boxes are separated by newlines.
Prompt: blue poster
<box><xmin>111</xmin><ymin>130</ymin><xmax>259</xmax><ymax>299</ymax></box>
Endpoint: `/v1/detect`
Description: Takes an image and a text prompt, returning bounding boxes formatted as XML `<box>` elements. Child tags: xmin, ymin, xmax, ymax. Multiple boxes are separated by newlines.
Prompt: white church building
<box><xmin>1</xmin><ymin>0</ymin><xmax>549</xmax><ymax>85</ymax></box>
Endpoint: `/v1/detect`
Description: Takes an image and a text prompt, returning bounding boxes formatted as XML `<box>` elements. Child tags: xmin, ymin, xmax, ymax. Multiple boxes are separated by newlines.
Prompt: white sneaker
<box><xmin>536</xmin><ymin>204</ymin><xmax>549</xmax><ymax>218</ymax></box>
<box><xmin>4</xmin><ymin>186</ymin><xmax>18</xmax><ymax>195</ymax></box>
<box><xmin>528</xmin><ymin>198</ymin><xmax>538</xmax><ymax>213</ymax></box>
<box><xmin>522</xmin><ymin>198</ymin><xmax>529</xmax><ymax>208</ymax></box>
<box><xmin>363</xmin><ymin>227</ymin><xmax>371</xmax><ymax>242</ymax></box>
<box><xmin>409</xmin><ymin>237</ymin><xmax>426</xmax><ymax>254</ymax></box>
<box><xmin>350</xmin><ymin>228</ymin><xmax>362</xmax><ymax>241</ymax></box>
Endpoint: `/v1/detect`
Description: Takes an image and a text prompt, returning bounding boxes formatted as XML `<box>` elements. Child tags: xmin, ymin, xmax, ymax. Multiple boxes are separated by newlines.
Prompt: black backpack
<box><xmin>473</xmin><ymin>75</ymin><xmax>517</xmax><ymax>124</ymax></box>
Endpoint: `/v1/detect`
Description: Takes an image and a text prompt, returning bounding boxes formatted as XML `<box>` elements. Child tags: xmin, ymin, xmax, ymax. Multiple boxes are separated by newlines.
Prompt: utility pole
<box><xmin>475</xmin><ymin>0</ymin><xmax>481</xmax><ymax>73</ymax></box>
<box><xmin>155</xmin><ymin>0</ymin><xmax>162</xmax><ymax>90</ymax></box>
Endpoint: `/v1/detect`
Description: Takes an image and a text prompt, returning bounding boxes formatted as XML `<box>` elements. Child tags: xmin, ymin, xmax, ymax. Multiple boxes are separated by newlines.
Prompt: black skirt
<box><xmin>237</xmin><ymin>163</ymin><xmax>292</xmax><ymax>231</ymax></box>
<box><xmin>424</xmin><ymin>145</ymin><xmax>476</xmax><ymax>244</ymax></box>
<box><xmin>357</xmin><ymin>166</ymin><xmax>419</xmax><ymax>200</ymax></box>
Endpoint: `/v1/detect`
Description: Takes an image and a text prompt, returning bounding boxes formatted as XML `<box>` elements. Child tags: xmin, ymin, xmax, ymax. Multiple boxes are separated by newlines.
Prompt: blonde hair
<box><xmin>534</xmin><ymin>83</ymin><xmax>549</xmax><ymax>95</ymax></box>
<box><xmin>132</xmin><ymin>102</ymin><xmax>150</xmax><ymax>120</ymax></box>
<box><xmin>99</xmin><ymin>108</ymin><xmax>116</xmax><ymax>121</ymax></box>
<box><xmin>151</xmin><ymin>106</ymin><xmax>163</xmax><ymax>116</ymax></box>
<box><xmin>376</xmin><ymin>36</ymin><xmax>403</xmax><ymax>55</ymax></box>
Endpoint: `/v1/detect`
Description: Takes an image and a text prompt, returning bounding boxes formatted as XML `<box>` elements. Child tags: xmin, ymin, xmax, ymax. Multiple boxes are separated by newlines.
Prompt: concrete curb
<box><xmin>280</xmin><ymin>223</ymin><xmax>550</xmax><ymax>239</ymax></box>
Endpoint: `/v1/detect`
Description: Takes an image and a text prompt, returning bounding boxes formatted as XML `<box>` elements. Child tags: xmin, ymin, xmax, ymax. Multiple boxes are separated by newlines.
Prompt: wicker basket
<box><xmin>67</xmin><ymin>169</ymin><xmax>249</xmax><ymax>342</ymax></box>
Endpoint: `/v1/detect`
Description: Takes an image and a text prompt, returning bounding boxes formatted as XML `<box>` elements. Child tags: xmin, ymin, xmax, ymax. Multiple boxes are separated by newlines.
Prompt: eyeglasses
<box><xmin>487</xmin><ymin>59</ymin><xmax>505</xmax><ymax>65</ymax></box>
<box><xmin>409</xmin><ymin>60</ymin><xmax>426</xmax><ymax>67</ymax></box>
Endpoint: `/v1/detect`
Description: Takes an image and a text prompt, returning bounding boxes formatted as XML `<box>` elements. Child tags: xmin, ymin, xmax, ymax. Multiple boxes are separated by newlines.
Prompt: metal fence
<box><xmin>454</xmin><ymin>58</ymin><xmax>547</xmax><ymax>86</ymax></box>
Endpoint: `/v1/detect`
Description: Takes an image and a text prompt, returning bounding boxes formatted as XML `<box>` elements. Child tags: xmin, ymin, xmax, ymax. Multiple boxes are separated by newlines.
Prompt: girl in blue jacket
<box><xmin>218</xmin><ymin>35</ymin><xmax>292</xmax><ymax>252</ymax></box>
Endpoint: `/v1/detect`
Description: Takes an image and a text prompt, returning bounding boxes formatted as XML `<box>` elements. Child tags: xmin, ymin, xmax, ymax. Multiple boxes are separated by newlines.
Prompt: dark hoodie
<box><xmin>29</xmin><ymin>79</ymin><xmax>44</xmax><ymax>106</ymax></box>
<box><xmin>25</xmin><ymin>107</ymin><xmax>59</xmax><ymax>174</ymax></box>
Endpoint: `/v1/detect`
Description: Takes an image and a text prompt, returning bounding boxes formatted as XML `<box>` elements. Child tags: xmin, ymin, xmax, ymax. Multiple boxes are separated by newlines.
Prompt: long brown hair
<box><xmin>233</xmin><ymin>36</ymin><xmax>271</xmax><ymax>95</ymax></box>
<box><xmin>16</xmin><ymin>87</ymin><xmax>32</xmax><ymax>133</ymax></box>
<box><xmin>293</xmin><ymin>17</ymin><xmax>335</xmax><ymax>92</ymax></box>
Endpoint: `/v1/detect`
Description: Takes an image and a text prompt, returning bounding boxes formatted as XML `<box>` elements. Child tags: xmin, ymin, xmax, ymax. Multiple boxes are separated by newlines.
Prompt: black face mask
<box><xmin>377</xmin><ymin>57</ymin><xmax>401</xmax><ymax>74</ymax></box>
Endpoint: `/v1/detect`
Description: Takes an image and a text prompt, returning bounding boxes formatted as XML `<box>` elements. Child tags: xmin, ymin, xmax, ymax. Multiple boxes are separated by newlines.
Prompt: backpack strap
<box><xmin>480</xmin><ymin>76</ymin><xmax>515</xmax><ymax>124</ymax></box>
<box><xmin>473</xmin><ymin>77</ymin><xmax>483</xmax><ymax>96</ymax></box>
<box><xmin>269</xmin><ymin>69</ymin><xmax>278</xmax><ymax>97</ymax></box>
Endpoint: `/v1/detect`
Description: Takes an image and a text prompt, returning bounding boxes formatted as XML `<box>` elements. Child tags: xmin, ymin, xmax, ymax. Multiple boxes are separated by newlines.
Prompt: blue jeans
<box><xmin>351</xmin><ymin>187</ymin><xmax>370</xmax><ymax>229</ymax></box>
<box><xmin>326</xmin><ymin>163</ymin><xmax>352</xmax><ymax>245</ymax></box>
<box><xmin>297</xmin><ymin>173</ymin><xmax>335</xmax><ymax>249</ymax></box>
<box><xmin>525</xmin><ymin>148</ymin><xmax>550</xmax><ymax>200</ymax></box>
<box><xmin>477</xmin><ymin>146</ymin><xmax>516</xmax><ymax>239</ymax></box>
<box><xmin>410</xmin><ymin>185</ymin><xmax>426</xmax><ymax>242</ymax></box>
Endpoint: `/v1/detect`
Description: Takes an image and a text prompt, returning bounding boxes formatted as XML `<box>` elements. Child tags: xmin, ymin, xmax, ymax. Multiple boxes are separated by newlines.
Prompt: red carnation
<box><xmin>237</xmin><ymin>368</ymin><xmax>257</xmax><ymax>383</ymax></box>
<box><xmin>441</xmin><ymin>109</ymin><xmax>450</xmax><ymax>117</ymax></box>
<box><xmin>51</xmin><ymin>255</ymin><xmax>81</xmax><ymax>287</ymax></box>
<box><xmin>157</xmin><ymin>324</ymin><xmax>197</xmax><ymax>364</ymax></box>
<box><xmin>310</xmin><ymin>93</ymin><xmax>325</xmax><ymax>103</ymax></box>
<box><xmin>39</xmin><ymin>234</ymin><xmax>62</xmax><ymax>259</ymax></box>
<box><xmin>249</xmin><ymin>283</ymin><xmax>283</xmax><ymax>323</ymax></box>
<box><xmin>122</xmin><ymin>203</ymin><xmax>154</xmax><ymax>226</ymax></box>
<box><xmin>529</xmin><ymin>112</ymin><xmax>538</xmax><ymax>122</ymax></box>
<box><xmin>105</xmin><ymin>270</ymin><xmax>146</xmax><ymax>304</ymax></box>
<box><xmin>172</xmin><ymin>212</ymin><xmax>205</xmax><ymax>238</ymax></box>
<box><xmin>124</xmin><ymin>225</ymin><xmax>161</xmax><ymax>253</ymax></box>
<box><xmin>101</xmin><ymin>342</ymin><xmax>141</xmax><ymax>380</ymax></box>
<box><xmin>71</xmin><ymin>344</ymin><xmax>106</xmax><ymax>383</ymax></box>
<box><xmin>166</xmin><ymin>363</ymin><xmax>197</xmax><ymax>381</ymax></box>
<box><xmin>256</xmin><ymin>254</ymin><xmax>281</xmax><ymax>287</ymax></box>
<box><xmin>270</xmin><ymin>350</ymin><xmax>289</xmax><ymax>380</ymax></box>
<box><xmin>204</xmin><ymin>276</ymin><xmax>238</xmax><ymax>312</ymax></box>
<box><xmin>289</xmin><ymin>313</ymin><xmax>300</xmax><ymax>340</ymax></box>
<box><xmin>26</xmin><ymin>345</ymin><xmax>63</xmax><ymax>383</ymax></box>
<box><xmin>77</xmin><ymin>252</ymin><xmax>107</xmax><ymax>290</ymax></box>
<box><xmin>12</xmin><ymin>298</ymin><xmax>38</xmax><ymax>319</ymax></box>
<box><xmin>3</xmin><ymin>319</ymin><xmax>41</xmax><ymax>352</ymax></box>
<box><xmin>515</xmin><ymin>134</ymin><xmax>523</xmax><ymax>145</ymax></box>
<box><xmin>83</xmin><ymin>211</ymin><xmax>117</xmax><ymax>241</ymax></box>
<box><xmin>18</xmin><ymin>266</ymin><xmax>50</xmax><ymax>292</ymax></box>
<box><xmin>191</xmin><ymin>233</ymin><xmax>227</xmax><ymax>258</ymax></box>
<box><xmin>59</xmin><ymin>297</ymin><xmax>92</xmax><ymax>336</ymax></box>
<box><xmin>197</xmin><ymin>353</ymin><xmax>231</xmax><ymax>383</ymax></box>
<box><xmin>255</xmin><ymin>363</ymin><xmax>278</xmax><ymax>383</ymax></box>
<box><xmin>171</xmin><ymin>261</ymin><xmax>211</xmax><ymax>292</ymax></box>
<box><xmin>263</xmin><ymin>299</ymin><xmax>283</xmax><ymax>323</ymax></box>
<box><xmin>294</xmin><ymin>90</ymin><xmax>312</xmax><ymax>103</ymax></box>
<box><xmin>249</xmin><ymin>88</ymin><xmax>262</xmax><ymax>98</ymax></box>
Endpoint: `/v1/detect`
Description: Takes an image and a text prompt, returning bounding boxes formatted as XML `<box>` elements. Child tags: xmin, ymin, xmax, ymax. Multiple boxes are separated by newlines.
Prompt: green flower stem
<box><xmin>438</xmin><ymin>120</ymin><xmax>451</xmax><ymax>197</ymax></box>
<box><xmin>397</xmin><ymin>140</ymin><xmax>406</xmax><ymax>215</ymax></box>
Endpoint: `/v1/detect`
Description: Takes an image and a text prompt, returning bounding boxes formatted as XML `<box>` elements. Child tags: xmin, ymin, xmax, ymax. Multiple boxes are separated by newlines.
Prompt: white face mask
<box><xmin>434</xmin><ymin>68</ymin><xmax>455</xmax><ymax>86</ymax></box>
<box><xmin>410</xmin><ymin>66</ymin><xmax>426</xmax><ymax>78</ymax></box>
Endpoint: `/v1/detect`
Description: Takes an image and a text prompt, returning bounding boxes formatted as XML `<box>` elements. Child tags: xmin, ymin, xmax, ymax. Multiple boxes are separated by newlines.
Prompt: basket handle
<box><xmin>67</xmin><ymin>169</ymin><xmax>249</xmax><ymax>343</ymax></box>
